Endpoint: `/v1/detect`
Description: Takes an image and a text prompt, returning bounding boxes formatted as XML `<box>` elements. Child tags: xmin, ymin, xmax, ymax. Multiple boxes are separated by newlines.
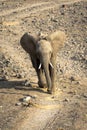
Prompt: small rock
<box><xmin>69</xmin><ymin>76</ymin><xmax>75</xmax><ymax>82</ymax></box>
<box><xmin>15</xmin><ymin>102</ymin><xmax>21</xmax><ymax>106</ymax></box>
<box><xmin>83</xmin><ymin>93</ymin><xmax>87</xmax><ymax>98</ymax></box>
<box><xmin>0</xmin><ymin>76</ymin><xmax>6</xmax><ymax>81</ymax></box>
<box><xmin>23</xmin><ymin>96</ymin><xmax>31</xmax><ymax>102</ymax></box>
<box><xmin>22</xmin><ymin>102</ymin><xmax>30</xmax><ymax>106</ymax></box>
<box><xmin>31</xmin><ymin>95</ymin><xmax>37</xmax><ymax>99</ymax></box>
<box><xmin>75</xmin><ymin>81</ymin><xmax>79</xmax><ymax>84</ymax></box>
<box><xmin>61</xmin><ymin>4</ymin><xmax>65</xmax><ymax>8</ymax></box>
<box><xmin>61</xmin><ymin>12</ymin><xmax>65</xmax><ymax>15</ymax></box>
<box><xmin>22</xmin><ymin>100</ymin><xmax>33</xmax><ymax>107</ymax></box>
<box><xmin>63</xmin><ymin>98</ymin><xmax>69</xmax><ymax>102</ymax></box>
<box><xmin>16</xmin><ymin>73</ymin><xmax>22</xmax><ymax>78</ymax></box>
<box><xmin>52</xmin><ymin>19</ymin><xmax>58</xmax><ymax>22</ymax></box>
<box><xmin>75</xmin><ymin>95</ymin><xmax>81</xmax><ymax>99</ymax></box>
<box><xmin>12</xmin><ymin>73</ymin><xmax>17</xmax><ymax>77</ymax></box>
<box><xmin>24</xmin><ymin>80</ymin><xmax>31</xmax><ymax>87</ymax></box>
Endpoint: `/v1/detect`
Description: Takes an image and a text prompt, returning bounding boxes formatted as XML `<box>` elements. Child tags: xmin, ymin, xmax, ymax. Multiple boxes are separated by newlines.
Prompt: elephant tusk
<box><xmin>38</xmin><ymin>63</ymin><xmax>42</xmax><ymax>69</ymax></box>
<box><xmin>50</xmin><ymin>62</ymin><xmax>54</xmax><ymax>68</ymax></box>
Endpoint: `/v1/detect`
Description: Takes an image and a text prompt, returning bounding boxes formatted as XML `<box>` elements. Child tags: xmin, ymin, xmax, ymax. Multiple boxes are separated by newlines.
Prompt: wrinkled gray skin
<box><xmin>20</xmin><ymin>31</ymin><xmax>66</xmax><ymax>94</ymax></box>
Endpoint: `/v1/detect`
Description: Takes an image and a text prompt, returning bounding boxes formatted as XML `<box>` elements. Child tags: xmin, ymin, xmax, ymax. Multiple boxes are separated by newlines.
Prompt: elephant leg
<box><xmin>50</xmin><ymin>67</ymin><xmax>56</xmax><ymax>93</ymax></box>
<box><xmin>31</xmin><ymin>57</ymin><xmax>46</xmax><ymax>88</ymax></box>
<box><xmin>37</xmin><ymin>69</ymin><xmax>46</xmax><ymax>88</ymax></box>
<box><xmin>36</xmin><ymin>58</ymin><xmax>46</xmax><ymax>88</ymax></box>
<box><xmin>42</xmin><ymin>60</ymin><xmax>52</xmax><ymax>93</ymax></box>
<box><xmin>50</xmin><ymin>57</ymin><xmax>56</xmax><ymax>94</ymax></box>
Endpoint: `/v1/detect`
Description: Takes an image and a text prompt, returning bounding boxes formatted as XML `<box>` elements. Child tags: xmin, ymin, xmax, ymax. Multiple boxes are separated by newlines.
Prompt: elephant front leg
<box><xmin>30</xmin><ymin>57</ymin><xmax>45</xmax><ymax>87</ymax></box>
<box><xmin>37</xmin><ymin>69</ymin><xmax>46</xmax><ymax>88</ymax></box>
<box><xmin>50</xmin><ymin>58</ymin><xmax>56</xmax><ymax>94</ymax></box>
<box><xmin>36</xmin><ymin>58</ymin><xmax>46</xmax><ymax>88</ymax></box>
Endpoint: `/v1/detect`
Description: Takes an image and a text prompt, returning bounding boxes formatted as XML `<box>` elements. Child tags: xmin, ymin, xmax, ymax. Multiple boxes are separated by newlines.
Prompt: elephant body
<box><xmin>20</xmin><ymin>31</ymin><xmax>66</xmax><ymax>94</ymax></box>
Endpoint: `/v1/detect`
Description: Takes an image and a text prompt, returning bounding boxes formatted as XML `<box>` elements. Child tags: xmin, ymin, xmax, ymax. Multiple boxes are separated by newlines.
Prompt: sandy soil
<box><xmin>0</xmin><ymin>0</ymin><xmax>87</xmax><ymax>130</ymax></box>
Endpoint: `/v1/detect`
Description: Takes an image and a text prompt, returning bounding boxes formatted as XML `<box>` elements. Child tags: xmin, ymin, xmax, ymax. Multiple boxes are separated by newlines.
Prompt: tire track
<box><xmin>0</xmin><ymin>2</ymin><xmax>56</xmax><ymax>17</ymax></box>
<box><xmin>0</xmin><ymin>0</ymin><xmax>81</xmax><ymax>18</ymax></box>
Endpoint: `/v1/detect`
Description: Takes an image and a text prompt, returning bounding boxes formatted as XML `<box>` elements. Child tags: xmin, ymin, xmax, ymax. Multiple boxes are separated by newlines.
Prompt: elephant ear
<box><xmin>47</xmin><ymin>31</ymin><xmax>66</xmax><ymax>54</ymax></box>
<box><xmin>20</xmin><ymin>33</ymin><xmax>38</xmax><ymax>55</ymax></box>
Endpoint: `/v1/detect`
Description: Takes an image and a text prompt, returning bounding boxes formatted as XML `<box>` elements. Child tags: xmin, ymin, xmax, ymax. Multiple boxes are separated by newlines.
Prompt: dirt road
<box><xmin>0</xmin><ymin>0</ymin><xmax>87</xmax><ymax>130</ymax></box>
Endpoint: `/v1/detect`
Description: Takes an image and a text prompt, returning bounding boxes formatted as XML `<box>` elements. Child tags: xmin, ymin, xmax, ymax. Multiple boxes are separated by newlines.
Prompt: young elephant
<box><xmin>20</xmin><ymin>31</ymin><xmax>66</xmax><ymax>94</ymax></box>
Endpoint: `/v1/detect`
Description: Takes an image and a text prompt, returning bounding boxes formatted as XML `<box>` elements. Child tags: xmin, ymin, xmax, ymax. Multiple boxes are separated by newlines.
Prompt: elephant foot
<box><xmin>51</xmin><ymin>86</ymin><xmax>56</xmax><ymax>95</ymax></box>
<box><xmin>47</xmin><ymin>89</ymin><xmax>52</xmax><ymax>94</ymax></box>
<box><xmin>39</xmin><ymin>85</ymin><xmax>46</xmax><ymax>88</ymax></box>
<box><xmin>47</xmin><ymin>89</ymin><xmax>56</xmax><ymax>95</ymax></box>
<box><xmin>38</xmin><ymin>82</ymin><xmax>47</xmax><ymax>88</ymax></box>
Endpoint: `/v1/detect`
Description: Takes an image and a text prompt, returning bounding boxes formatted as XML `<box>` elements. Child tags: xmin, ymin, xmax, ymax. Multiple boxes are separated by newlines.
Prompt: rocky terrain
<box><xmin>0</xmin><ymin>0</ymin><xmax>87</xmax><ymax>130</ymax></box>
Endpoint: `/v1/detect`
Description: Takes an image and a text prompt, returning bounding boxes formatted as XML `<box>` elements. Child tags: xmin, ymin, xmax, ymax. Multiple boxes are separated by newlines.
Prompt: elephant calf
<box><xmin>20</xmin><ymin>31</ymin><xmax>66</xmax><ymax>94</ymax></box>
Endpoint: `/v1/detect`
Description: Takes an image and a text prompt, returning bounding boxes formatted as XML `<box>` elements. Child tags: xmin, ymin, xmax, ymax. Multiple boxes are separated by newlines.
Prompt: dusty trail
<box><xmin>0</xmin><ymin>0</ymin><xmax>87</xmax><ymax>130</ymax></box>
<box><xmin>15</xmin><ymin>80</ymin><xmax>87</xmax><ymax>130</ymax></box>
<box><xmin>18</xmin><ymin>106</ymin><xmax>60</xmax><ymax>130</ymax></box>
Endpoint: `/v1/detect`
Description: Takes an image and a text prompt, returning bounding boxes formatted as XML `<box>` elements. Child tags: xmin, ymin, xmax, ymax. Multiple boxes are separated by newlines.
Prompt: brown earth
<box><xmin>0</xmin><ymin>0</ymin><xmax>87</xmax><ymax>130</ymax></box>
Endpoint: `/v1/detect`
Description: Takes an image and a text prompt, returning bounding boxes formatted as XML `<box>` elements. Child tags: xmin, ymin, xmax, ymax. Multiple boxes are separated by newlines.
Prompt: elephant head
<box><xmin>20</xmin><ymin>31</ymin><xmax>66</xmax><ymax>94</ymax></box>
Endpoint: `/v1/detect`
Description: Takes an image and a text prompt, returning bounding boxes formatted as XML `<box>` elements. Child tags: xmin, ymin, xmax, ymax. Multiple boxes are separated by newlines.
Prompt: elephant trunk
<box><xmin>42</xmin><ymin>57</ymin><xmax>52</xmax><ymax>93</ymax></box>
